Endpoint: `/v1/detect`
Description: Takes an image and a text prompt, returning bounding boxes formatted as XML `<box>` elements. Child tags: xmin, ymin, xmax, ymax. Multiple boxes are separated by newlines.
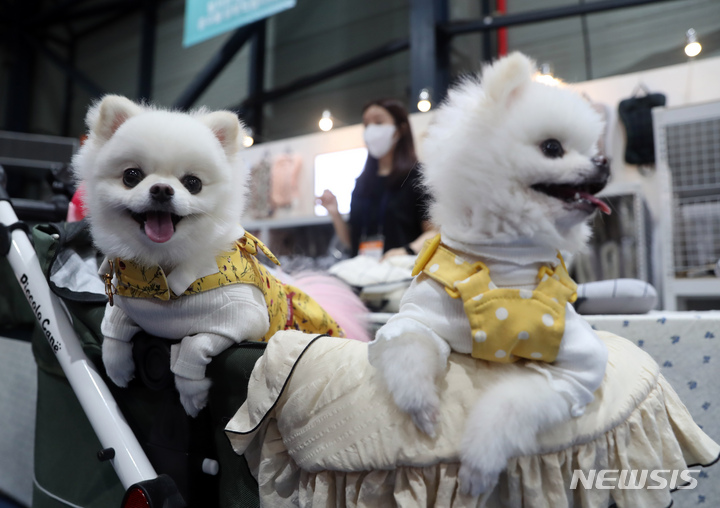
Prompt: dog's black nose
<box><xmin>592</xmin><ymin>155</ymin><xmax>610</xmax><ymax>179</ymax></box>
<box><xmin>150</xmin><ymin>183</ymin><xmax>174</xmax><ymax>203</ymax></box>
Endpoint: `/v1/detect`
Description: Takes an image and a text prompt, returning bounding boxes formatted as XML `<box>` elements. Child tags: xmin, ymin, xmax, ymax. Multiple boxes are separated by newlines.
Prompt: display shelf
<box><xmin>243</xmin><ymin>214</ymin><xmax>345</xmax><ymax>245</ymax></box>
<box><xmin>653</xmin><ymin>101</ymin><xmax>720</xmax><ymax>311</ymax></box>
<box><xmin>572</xmin><ymin>185</ymin><xmax>652</xmax><ymax>285</ymax></box>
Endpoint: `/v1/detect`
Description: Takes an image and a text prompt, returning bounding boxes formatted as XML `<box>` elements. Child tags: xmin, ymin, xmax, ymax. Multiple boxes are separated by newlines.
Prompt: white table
<box><xmin>585</xmin><ymin>312</ymin><xmax>720</xmax><ymax>507</ymax></box>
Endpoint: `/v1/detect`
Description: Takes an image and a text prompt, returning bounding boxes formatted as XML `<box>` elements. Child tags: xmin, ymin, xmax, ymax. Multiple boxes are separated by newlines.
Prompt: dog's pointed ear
<box><xmin>482</xmin><ymin>52</ymin><xmax>535</xmax><ymax>105</ymax></box>
<box><xmin>89</xmin><ymin>95</ymin><xmax>143</xmax><ymax>142</ymax></box>
<box><xmin>200</xmin><ymin>111</ymin><xmax>241</xmax><ymax>155</ymax></box>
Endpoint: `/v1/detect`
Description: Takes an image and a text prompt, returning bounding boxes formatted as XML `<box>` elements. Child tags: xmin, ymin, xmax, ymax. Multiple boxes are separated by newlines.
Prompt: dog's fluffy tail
<box><xmin>287</xmin><ymin>271</ymin><xmax>370</xmax><ymax>342</ymax></box>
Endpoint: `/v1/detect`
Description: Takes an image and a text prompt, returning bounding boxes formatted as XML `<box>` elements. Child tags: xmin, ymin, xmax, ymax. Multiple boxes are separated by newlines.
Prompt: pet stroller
<box><xmin>0</xmin><ymin>165</ymin><xmax>263</xmax><ymax>507</ymax></box>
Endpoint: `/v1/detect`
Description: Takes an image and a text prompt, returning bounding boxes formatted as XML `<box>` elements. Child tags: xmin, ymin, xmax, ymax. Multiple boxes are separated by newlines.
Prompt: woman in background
<box><xmin>318</xmin><ymin>98</ymin><xmax>435</xmax><ymax>259</ymax></box>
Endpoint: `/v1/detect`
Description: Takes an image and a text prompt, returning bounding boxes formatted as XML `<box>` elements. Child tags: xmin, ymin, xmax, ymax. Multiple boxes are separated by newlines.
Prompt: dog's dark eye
<box><xmin>122</xmin><ymin>168</ymin><xmax>144</xmax><ymax>188</ymax></box>
<box><xmin>540</xmin><ymin>139</ymin><xmax>564</xmax><ymax>159</ymax></box>
<box><xmin>182</xmin><ymin>175</ymin><xmax>202</xmax><ymax>194</ymax></box>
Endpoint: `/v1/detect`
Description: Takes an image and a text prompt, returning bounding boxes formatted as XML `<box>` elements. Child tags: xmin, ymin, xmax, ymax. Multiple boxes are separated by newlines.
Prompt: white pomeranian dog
<box><xmin>74</xmin><ymin>95</ymin><xmax>368</xmax><ymax>417</ymax></box>
<box><xmin>369</xmin><ymin>53</ymin><xmax>611</xmax><ymax>495</ymax></box>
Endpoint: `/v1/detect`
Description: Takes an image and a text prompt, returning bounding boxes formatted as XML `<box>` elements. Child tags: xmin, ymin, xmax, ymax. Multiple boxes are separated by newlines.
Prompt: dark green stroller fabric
<box><xmin>31</xmin><ymin>221</ymin><xmax>263</xmax><ymax>508</ymax></box>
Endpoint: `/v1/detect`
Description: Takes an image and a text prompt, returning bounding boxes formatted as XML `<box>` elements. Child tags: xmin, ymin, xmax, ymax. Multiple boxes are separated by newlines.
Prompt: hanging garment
<box><xmin>247</xmin><ymin>156</ymin><xmax>273</xmax><ymax>219</ymax></box>
<box><xmin>270</xmin><ymin>153</ymin><xmax>302</xmax><ymax>209</ymax></box>
<box><xmin>618</xmin><ymin>86</ymin><xmax>666</xmax><ymax>165</ymax></box>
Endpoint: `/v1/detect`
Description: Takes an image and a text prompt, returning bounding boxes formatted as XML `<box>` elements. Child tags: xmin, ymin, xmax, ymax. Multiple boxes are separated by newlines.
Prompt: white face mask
<box><xmin>364</xmin><ymin>124</ymin><xmax>397</xmax><ymax>159</ymax></box>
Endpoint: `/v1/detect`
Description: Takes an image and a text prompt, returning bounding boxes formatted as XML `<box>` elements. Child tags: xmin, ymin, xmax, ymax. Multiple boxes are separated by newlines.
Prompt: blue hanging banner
<box><xmin>184</xmin><ymin>0</ymin><xmax>295</xmax><ymax>47</ymax></box>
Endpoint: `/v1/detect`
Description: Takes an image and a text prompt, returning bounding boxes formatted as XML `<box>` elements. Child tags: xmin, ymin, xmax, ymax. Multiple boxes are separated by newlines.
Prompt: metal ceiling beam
<box><xmin>41</xmin><ymin>33</ymin><xmax>72</xmax><ymax>47</ymax></box>
<box><xmin>61</xmin><ymin>39</ymin><xmax>77</xmax><ymax>136</ymax></box>
<box><xmin>24</xmin><ymin>34</ymin><xmax>106</xmax><ymax>98</ymax></box>
<box><xmin>440</xmin><ymin>0</ymin><xmax>677</xmax><ymax>37</ymax></box>
<box><xmin>237</xmin><ymin>37</ymin><xmax>410</xmax><ymax>111</ymax></box>
<box><xmin>410</xmin><ymin>0</ymin><xmax>449</xmax><ymax>113</ymax></box>
<box><xmin>247</xmin><ymin>20</ymin><xmax>267</xmax><ymax>136</ymax></box>
<box><xmin>28</xmin><ymin>0</ymin><xmax>93</xmax><ymax>27</ymax></box>
<box><xmin>138</xmin><ymin>0</ymin><xmax>158</xmax><ymax>102</ymax></box>
<box><xmin>74</xmin><ymin>4</ymin><xmax>143</xmax><ymax>39</ymax></box>
<box><xmin>481</xmin><ymin>0</ymin><xmax>493</xmax><ymax>60</ymax></box>
<box><xmin>173</xmin><ymin>22</ymin><xmax>261</xmax><ymax>111</ymax></box>
<box><xmin>3</xmin><ymin>1</ymin><xmax>38</xmax><ymax>132</ymax></box>
<box><xmin>235</xmin><ymin>0</ymin><xmax>681</xmax><ymax>116</ymax></box>
<box><xmin>30</xmin><ymin>0</ymin><xmax>143</xmax><ymax>27</ymax></box>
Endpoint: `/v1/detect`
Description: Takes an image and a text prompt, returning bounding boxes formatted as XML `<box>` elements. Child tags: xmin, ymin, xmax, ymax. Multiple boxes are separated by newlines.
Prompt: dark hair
<box><xmin>356</xmin><ymin>98</ymin><xmax>418</xmax><ymax>193</ymax></box>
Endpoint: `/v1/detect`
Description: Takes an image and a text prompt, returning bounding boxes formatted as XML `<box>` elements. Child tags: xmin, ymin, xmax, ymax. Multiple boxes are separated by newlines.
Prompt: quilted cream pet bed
<box><xmin>225</xmin><ymin>330</ymin><xmax>719</xmax><ymax>508</ymax></box>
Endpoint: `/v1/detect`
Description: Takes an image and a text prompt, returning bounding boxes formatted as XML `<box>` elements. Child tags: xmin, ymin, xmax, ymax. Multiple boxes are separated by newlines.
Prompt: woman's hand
<box><xmin>409</xmin><ymin>228</ymin><xmax>438</xmax><ymax>254</ymax></box>
<box><xmin>381</xmin><ymin>227</ymin><xmax>438</xmax><ymax>261</ymax></box>
<box><xmin>317</xmin><ymin>189</ymin><xmax>339</xmax><ymax>216</ymax></box>
<box><xmin>382</xmin><ymin>246</ymin><xmax>412</xmax><ymax>261</ymax></box>
<box><xmin>318</xmin><ymin>189</ymin><xmax>351</xmax><ymax>249</ymax></box>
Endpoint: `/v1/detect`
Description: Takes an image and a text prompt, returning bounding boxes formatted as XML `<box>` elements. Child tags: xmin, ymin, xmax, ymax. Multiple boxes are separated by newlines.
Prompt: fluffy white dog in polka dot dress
<box><xmin>369</xmin><ymin>52</ymin><xmax>611</xmax><ymax>495</ymax></box>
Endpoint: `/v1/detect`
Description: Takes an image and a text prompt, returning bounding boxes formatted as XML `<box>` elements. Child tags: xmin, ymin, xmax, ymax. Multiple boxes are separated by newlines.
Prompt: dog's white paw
<box><xmin>458</xmin><ymin>433</ymin><xmax>506</xmax><ymax>495</ymax></box>
<box><xmin>458</xmin><ymin>459</ymin><xmax>500</xmax><ymax>496</ymax></box>
<box><xmin>383</xmin><ymin>363</ymin><xmax>440</xmax><ymax>436</ymax></box>
<box><xmin>407</xmin><ymin>392</ymin><xmax>440</xmax><ymax>437</ymax></box>
<box><xmin>372</xmin><ymin>336</ymin><xmax>442</xmax><ymax>436</ymax></box>
<box><xmin>175</xmin><ymin>375</ymin><xmax>212</xmax><ymax>417</ymax></box>
<box><xmin>102</xmin><ymin>337</ymin><xmax>135</xmax><ymax>387</ymax></box>
<box><xmin>386</xmin><ymin>374</ymin><xmax>440</xmax><ymax>437</ymax></box>
<box><xmin>457</xmin><ymin>400</ymin><xmax>513</xmax><ymax>496</ymax></box>
<box><xmin>456</xmin><ymin>374</ymin><xmax>564</xmax><ymax>497</ymax></box>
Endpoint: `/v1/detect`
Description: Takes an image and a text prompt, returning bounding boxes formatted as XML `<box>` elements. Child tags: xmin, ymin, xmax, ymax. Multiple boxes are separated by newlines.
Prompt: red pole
<box><xmin>497</xmin><ymin>0</ymin><xmax>508</xmax><ymax>56</ymax></box>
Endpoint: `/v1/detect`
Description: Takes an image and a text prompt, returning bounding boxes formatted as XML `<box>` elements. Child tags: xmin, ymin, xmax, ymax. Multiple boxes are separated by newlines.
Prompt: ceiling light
<box><xmin>242</xmin><ymin>128</ymin><xmax>254</xmax><ymax>147</ymax></box>
<box><xmin>417</xmin><ymin>88</ymin><xmax>432</xmax><ymax>113</ymax></box>
<box><xmin>685</xmin><ymin>28</ymin><xmax>702</xmax><ymax>57</ymax></box>
<box><xmin>535</xmin><ymin>63</ymin><xmax>559</xmax><ymax>86</ymax></box>
<box><xmin>319</xmin><ymin>110</ymin><xmax>334</xmax><ymax>132</ymax></box>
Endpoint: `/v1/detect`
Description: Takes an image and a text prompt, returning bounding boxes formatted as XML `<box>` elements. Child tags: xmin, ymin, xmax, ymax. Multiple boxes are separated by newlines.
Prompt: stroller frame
<box><xmin>0</xmin><ymin>169</ymin><xmax>184</xmax><ymax>506</ymax></box>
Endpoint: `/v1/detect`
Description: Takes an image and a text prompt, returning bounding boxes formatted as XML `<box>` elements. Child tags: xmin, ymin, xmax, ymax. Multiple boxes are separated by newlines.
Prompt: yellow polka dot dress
<box><xmin>370</xmin><ymin>234</ymin><xmax>608</xmax><ymax>416</ymax></box>
<box><xmin>411</xmin><ymin>235</ymin><xmax>578</xmax><ymax>363</ymax></box>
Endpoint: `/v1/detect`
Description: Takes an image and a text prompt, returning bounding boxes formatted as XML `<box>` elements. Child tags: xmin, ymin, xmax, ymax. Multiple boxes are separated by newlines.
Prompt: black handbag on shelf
<box><xmin>618</xmin><ymin>85</ymin><xmax>666</xmax><ymax>166</ymax></box>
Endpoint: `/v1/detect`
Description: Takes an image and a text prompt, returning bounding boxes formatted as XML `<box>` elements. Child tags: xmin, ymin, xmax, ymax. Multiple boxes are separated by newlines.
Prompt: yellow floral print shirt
<box><xmin>110</xmin><ymin>232</ymin><xmax>345</xmax><ymax>341</ymax></box>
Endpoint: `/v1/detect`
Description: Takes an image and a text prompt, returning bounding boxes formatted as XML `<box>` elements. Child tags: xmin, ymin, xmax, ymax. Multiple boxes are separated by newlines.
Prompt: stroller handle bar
<box><xmin>0</xmin><ymin>166</ymin><xmax>8</xmax><ymax>202</ymax></box>
<box><xmin>0</xmin><ymin>165</ymin><xmax>69</xmax><ymax>223</ymax></box>
<box><xmin>12</xmin><ymin>197</ymin><xmax>69</xmax><ymax>223</ymax></box>
<box><xmin>0</xmin><ymin>196</ymin><xmax>158</xmax><ymax>489</ymax></box>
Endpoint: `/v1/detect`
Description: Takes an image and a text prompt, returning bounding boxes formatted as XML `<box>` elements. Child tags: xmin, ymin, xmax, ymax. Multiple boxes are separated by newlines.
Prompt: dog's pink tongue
<box><xmin>580</xmin><ymin>193</ymin><xmax>612</xmax><ymax>215</ymax></box>
<box><xmin>144</xmin><ymin>211</ymin><xmax>174</xmax><ymax>243</ymax></box>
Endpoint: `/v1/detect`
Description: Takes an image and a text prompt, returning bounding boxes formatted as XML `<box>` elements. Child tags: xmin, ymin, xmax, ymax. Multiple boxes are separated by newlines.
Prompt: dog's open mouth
<box><xmin>130</xmin><ymin>210</ymin><xmax>183</xmax><ymax>243</ymax></box>
<box><xmin>531</xmin><ymin>180</ymin><xmax>611</xmax><ymax>215</ymax></box>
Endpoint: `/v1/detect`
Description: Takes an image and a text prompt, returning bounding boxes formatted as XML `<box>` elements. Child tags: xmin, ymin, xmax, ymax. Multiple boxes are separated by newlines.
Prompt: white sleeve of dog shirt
<box><xmin>373</xmin><ymin>277</ymin><xmax>608</xmax><ymax>418</ymax></box>
<box><xmin>370</xmin><ymin>275</ymin><xmax>470</xmax><ymax>374</ymax></box>
<box><xmin>101</xmin><ymin>301</ymin><xmax>142</xmax><ymax>343</ymax></box>
<box><xmin>169</xmin><ymin>285</ymin><xmax>270</xmax><ymax>380</ymax></box>
<box><xmin>526</xmin><ymin>305</ymin><xmax>609</xmax><ymax>417</ymax></box>
<box><xmin>170</xmin><ymin>333</ymin><xmax>236</xmax><ymax>381</ymax></box>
